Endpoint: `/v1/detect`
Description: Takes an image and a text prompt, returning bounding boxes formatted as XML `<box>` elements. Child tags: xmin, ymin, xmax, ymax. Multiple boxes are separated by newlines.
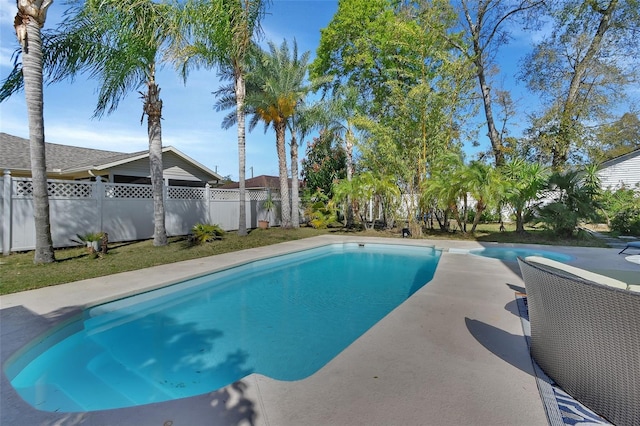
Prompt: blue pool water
<box><xmin>6</xmin><ymin>243</ymin><xmax>440</xmax><ymax>412</ymax></box>
<box><xmin>469</xmin><ymin>247</ymin><xmax>573</xmax><ymax>262</ymax></box>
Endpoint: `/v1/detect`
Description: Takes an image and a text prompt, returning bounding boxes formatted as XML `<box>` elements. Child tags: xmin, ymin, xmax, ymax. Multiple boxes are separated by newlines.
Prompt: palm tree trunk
<box><xmin>275</xmin><ymin>121</ymin><xmax>291</xmax><ymax>228</ymax></box>
<box><xmin>144</xmin><ymin>69</ymin><xmax>167</xmax><ymax>246</ymax></box>
<box><xmin>21</xmin><ymin>15</ymin><xmax>55</xmax><ymax>263</ymax></box>
<box><xmin>290</xmin><ymin>131</ymin><xmax>300</xmax><ymax>228</ymax></box>
<box><xmin>515</xmin><ymin>208</ymin><xmax>526</xmax><ymax>233</ymax></box>
<box><xmin>470</xmin><ymin>201</ymin><xmax>484</xmax><ymax>233</ymax></box>
<box><xmin>235</xmin><ymin>70</ymin><xmax>248</xmax><ymax>235</ymax></box>
<box><xmin>345</xmin><ymin>128</ymin><xmax>354</xmax><ymax>227</ymax></box>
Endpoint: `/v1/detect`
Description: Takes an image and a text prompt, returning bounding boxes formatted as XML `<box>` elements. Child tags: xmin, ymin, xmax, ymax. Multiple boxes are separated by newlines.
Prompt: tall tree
<box><xmin>45</xmin><ymin>0</ymin><xmax>189</xmax><ymax>246</ymax></box>
<box><xmin>453</xmin><ymin>0</ymin><xmax>544</xmax><ymax>166</ymax></box>
<box><xmin>590</xmin><ymin>112</ymin><xmax>640</xmax><ymax>162</ymax></box>
<box><xmin>309</xmin><ymin>0</ymin><xmax>392</xmax><ymax>109</ymax></box>
<box><xmin>308</xmin><ymin>86</ymin><xmax>360</xmax><ymax>226</ymax></box>
<box><xmin>313</xmin><ymin>0</ymin><xmax>474</xmax><ymax>235</ymax></box>
<box><xmin>10</xmin><ymin>0</ymin><xmax>55</xmax><ymax>263</ymax></box>
<box><xmin>522</xmin><ymin>0</ymin><xmax>639</xmax><ymax>169</ymax></box>
<box><xmin>244</xmin><ymin>39</ymin><xmax>311</xmax><ymax>228</ymax></box>
<box><xmin>175</xmin><ymin>0</ymin><xmax>266</xmax><ymax>236</ymax></box>
<box><xmin>288</xmin><ymin>103</ymin><xmax>320</xmax><ymax>228</ymax></box>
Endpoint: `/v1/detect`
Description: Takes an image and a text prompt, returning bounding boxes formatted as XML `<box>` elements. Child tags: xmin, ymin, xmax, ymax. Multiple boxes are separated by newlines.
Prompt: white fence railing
<box><xmin>0</xmin><ymin>172</ymin><xmax>281</xmax><ymax>254</ymax></box>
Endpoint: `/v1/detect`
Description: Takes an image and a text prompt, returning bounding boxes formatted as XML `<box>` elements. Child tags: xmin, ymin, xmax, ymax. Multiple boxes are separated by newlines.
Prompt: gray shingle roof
<box><xmin>0</xmin><ymin>132</ymin><xmax>142</xmax><ymax>172</ymax></box>
<box><xmin>219</xmin><ymin>175</ymin><xmax>286</xmax><ymax>189</ymax></box>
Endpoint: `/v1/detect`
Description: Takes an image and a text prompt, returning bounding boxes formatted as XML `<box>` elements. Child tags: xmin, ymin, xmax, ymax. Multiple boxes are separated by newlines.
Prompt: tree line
<box><xmin>3</xmin><ymin>0</ymin><xmax>639</xmax><ymax>263</ymax></box>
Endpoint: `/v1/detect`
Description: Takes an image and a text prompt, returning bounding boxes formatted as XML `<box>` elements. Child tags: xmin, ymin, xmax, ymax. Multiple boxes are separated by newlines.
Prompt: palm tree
<box><xmin>536</xmin><ymin>167</ymin><xmax>602</xmax><ymax>237</ymax></box>
<box><xmin>464</xmin><ymin>161</ymin><xmax>504</xmax><ymax>233</ymax></box>
<box><xmin>333</xmin><ymin>171</ymin><xmax>399</xmax><ymax>230</ymax></box>
<box><xmin>47</xmin><ymin>0</ymin><xmax>184</xmax><ymax>246</ymax></box>
<box><xmin>501</xmin><ymin>158</ymin><xmax>549</xmax><ymax>233</ymax></box>
<box><xmin>288</xmin><ymin>104</ymin><xmax>311</xmax><ymax>228</ymax></box>
<box><xmin>421</xmin><ymin>152</ymin><xmax>468</xmax><ymax>233</ymax></box>
<box><xmin>243</xmin><ymin>39</ymin><xmax>311</xmax><ymax>228</ymax></box>
<box><xmin>309</xmin><ymin>86</ymin><xmax>360</xmax><ymax>227</ymax></box>
<box><xmin>286</xmin><ymin>88</ymin><xmax>334</xmax><ymax>228</ymax></box>
<box><xmin>175</xmin><ymin>0</ymin><xmax>266</xmax><ymax>236</ymax></box>
<box><xmin>10</xmin><ymin>0</ymin><xmax>56</xmax><ymax>263</ymax></box>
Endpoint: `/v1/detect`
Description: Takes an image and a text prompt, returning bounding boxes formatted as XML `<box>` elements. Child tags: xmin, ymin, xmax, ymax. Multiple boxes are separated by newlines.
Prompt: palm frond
<box><xmin>0</xmin><ymin>60</ymin><xmax>23</xmax><ymax>102</ymax></box>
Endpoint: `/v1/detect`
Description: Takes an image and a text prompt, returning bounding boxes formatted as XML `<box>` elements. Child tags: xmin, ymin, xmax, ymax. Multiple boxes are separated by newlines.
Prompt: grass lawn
<box><xmin>0</xmin><ymin>224</ymin><xmax>607</xmax><ymax>295</ymax></box>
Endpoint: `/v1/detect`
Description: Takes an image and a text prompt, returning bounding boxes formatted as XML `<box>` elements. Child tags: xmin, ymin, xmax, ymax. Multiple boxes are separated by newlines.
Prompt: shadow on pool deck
<box><xmin>465</xmin><ymin>317</ymin><xmax>534</xmax><ymax>377</ymax></box>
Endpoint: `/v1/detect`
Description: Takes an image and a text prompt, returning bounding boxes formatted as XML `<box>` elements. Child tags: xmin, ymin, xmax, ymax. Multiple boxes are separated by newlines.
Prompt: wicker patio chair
<box><xmin>517</xmin><ymin>256</ymin><xmax>640</xmax><ymax>426</ymax></box>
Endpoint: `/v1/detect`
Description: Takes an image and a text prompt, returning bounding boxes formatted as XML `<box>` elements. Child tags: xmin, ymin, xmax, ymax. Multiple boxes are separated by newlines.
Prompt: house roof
<box><xmin>599</xmin><ymin>147</ymin><xmax>640</xmax><ymax>168</ymax></box>
<box><xmin>220</xmin><ymin>175</ymin><xmax>287</xmax><ymax>189</ymax></box>
<box><xmin>0</xmin><ymin>132</ymin><xmax>223</xmax><ymax>180</ymax></box>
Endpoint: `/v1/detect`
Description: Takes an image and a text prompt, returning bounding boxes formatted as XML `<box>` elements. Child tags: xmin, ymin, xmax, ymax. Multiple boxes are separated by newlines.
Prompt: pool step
<box><xmin>86</xmin><ymin>352</ymin><xmax>177</xmax><ymax>407</ymax></box>
<box><xmin>13</xmin><ymin>382</ymin><xmax>86</xmax><ymax>413</ymax></box>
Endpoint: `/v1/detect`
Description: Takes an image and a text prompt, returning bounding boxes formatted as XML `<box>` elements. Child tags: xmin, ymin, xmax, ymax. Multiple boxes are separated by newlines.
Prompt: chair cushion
<box><xmin>524</xmin><ymin>256</ymin><xmax>629</xmax><ymax>290</ymax></box>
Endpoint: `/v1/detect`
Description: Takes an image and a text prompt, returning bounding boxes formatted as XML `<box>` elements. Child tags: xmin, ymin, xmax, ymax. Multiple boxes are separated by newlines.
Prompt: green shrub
<box><xmin>599</xmin><ymin>188</ymin><xmax>640</xmax><ymax>228</ymax></box>
<box><xmin>307</xmin><ymin>201</ymin><xmax>338</xmax><ymax>229</ymax></box>
<box><xmin>190</xmin><ymin>223</ymin><xmax>225</xmax><ymax>245</ymax></box>
<box><xmin>467</xmin><ymin>208</ymin><xmax>501</xmax><ymax>224</ymax></box>
<box><xmin>610</xmin><ymin>207</ymin><xmax>640</xmax><ymax>236</ymax></box>
<box><xmin>536</xmin><ymin>202</ymin><xmax>580</xmax><ymax>237</ymax></box>
<box><xmin>535</xmin><ymin>169</ymin><xmax>601</xmax><ymax>237</ymax></box>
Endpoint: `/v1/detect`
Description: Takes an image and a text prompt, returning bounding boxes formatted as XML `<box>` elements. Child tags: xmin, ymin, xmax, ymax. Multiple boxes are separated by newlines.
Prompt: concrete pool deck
<box><xmin>1</xmin><ymin>235</ymin><xmax>638</xmax><ymax>425</ymax></box>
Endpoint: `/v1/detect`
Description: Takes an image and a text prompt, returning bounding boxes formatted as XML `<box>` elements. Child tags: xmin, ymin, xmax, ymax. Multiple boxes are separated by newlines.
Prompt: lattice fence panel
<box><xmin>13</xmin><ymin>179</ymin><xmax>93</xmax><ymax>198</ymax></box>
<box><xmin>14</xmin><ymin>180</ymin><xmax>34</xmax><ymax>197</ymax></box>
<box><xmin>168</xmin><ymin>186</ymin><xmax>206</xmax><ymax>200</ymax></box>
<box><xmin>105</xmin><ymin>183</ymin><xmax>153</xmax><ymax>199</ymax></box>
<box><xmin>247</xmin><ymin>190</ymin><xmax>278</xmax><ymax>201</ymax></box>
<box><xmin>210</xmin><ymin>189</ymin><xmax>240</xmax><ymax>201</ymax></box>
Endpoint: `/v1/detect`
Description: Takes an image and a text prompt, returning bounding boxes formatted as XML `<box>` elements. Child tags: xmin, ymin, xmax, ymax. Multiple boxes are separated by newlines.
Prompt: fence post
<box><xmin>3</xmin><ymin>170</ymin><xmax>11</xmax><ymax>255</ymax></box>
<box><xmin>95</xmin><ymin>178</ymin><xmax>104</xmax><ymax>232</ymax></box>
<box><xmin>205</xmin><ymin>183</ymin><xmax>211</xmax><ymax>224</ymax></box>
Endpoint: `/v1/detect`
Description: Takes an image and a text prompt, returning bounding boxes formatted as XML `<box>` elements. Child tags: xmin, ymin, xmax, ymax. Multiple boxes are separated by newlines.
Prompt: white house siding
<box><xmin>163</xmin><ymin>155</ymin><xmax>214</xmax><ymax>183</ymax></box>
<box><xmin>109</xmin><ymin>153</ymin><xmax>213</xmax><ymax>183</ymax></box>
<box><xmin>597</xmin><ymin>150</ymin><xmax>640</xmax><ymax>191</ymax></box>
<box><xmin>109</xmin><ymin>160</ymin><xmax>153</xmax><ymax>179</ymax></box>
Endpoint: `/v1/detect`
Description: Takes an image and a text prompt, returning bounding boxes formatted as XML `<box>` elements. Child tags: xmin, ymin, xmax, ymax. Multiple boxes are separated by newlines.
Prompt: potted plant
<box><xmin>259</xmin><ymin>194</ymin><xmax>275</xmax><ymax>229</ymax></box>
<box><xmin>72</xmin><ymin>231</ymin><xmax>104</xmax><ymax>255</ymax></box>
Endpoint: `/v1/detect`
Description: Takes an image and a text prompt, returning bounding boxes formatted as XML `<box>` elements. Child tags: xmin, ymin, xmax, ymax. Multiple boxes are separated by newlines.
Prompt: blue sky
<box><xmin>0</xmin><ymin>0</ymin><xmax>339</xmax><ymax>180</ymax></box>
<box><xmin>1</xmin><ymin>0</ymin><xmax>544</xmax><ymax>180</ymax></box>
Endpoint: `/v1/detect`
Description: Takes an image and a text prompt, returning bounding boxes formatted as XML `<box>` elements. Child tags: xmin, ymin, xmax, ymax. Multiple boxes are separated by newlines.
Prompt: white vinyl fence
<box><xmin>1</xmin><ymin>171</ymin><xmax>281</xmax><ymax>254</ymax></box>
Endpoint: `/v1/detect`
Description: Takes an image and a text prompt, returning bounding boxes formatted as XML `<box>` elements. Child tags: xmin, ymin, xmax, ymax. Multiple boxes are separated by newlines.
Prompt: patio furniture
<box><xmin>517</xmin><ymin>256</ymin><xmax>640</xmax><ymax>426</ymax></box>
<box><xmin>619</xmin><ymin>240</ymin><xmax>640</xmax><ymax>254</ymax></box>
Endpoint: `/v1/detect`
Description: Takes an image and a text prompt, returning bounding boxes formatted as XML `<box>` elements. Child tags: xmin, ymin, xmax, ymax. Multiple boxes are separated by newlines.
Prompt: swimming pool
<box><xmin>468</xmin><ymin>247</ymin><xmax>573</xmax><ymax>262</ymax></box>
<box><xmin>5</xmin><ymin>243</ymin><xmax>441</xmax><ymax>412</ymax></box>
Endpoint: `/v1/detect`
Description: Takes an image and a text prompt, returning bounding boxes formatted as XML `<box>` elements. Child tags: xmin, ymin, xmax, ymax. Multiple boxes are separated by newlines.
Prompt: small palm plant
<box><xmin>190</xmin><ymin>223</ymin><xmax>225</xmax><ymax>245</ymax></box>
<box><xmin>72</xmin><ymin>232</ymin><xmax>105</xmax><ymax>255</ymax></box>
<box><xmin>262</xmin><ymin>194</ymin><xmax>275</xmax><ymax>220</ymax></box>
<box><xmin>308</xmin><ymin>200</ymin><xmax>338</xmax><ymax>229</ymax></box>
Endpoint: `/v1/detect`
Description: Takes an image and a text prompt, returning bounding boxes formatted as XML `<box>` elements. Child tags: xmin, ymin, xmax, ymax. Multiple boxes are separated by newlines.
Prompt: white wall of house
<box><xmin>107</xmin><ymin>152</ymin><xmax>215</xmax><ymax>184</ymax></box>
<box><xmin>597</xmin><ymin>149</ymin><xmax>640</xmax><ymax>191</ymax></box>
